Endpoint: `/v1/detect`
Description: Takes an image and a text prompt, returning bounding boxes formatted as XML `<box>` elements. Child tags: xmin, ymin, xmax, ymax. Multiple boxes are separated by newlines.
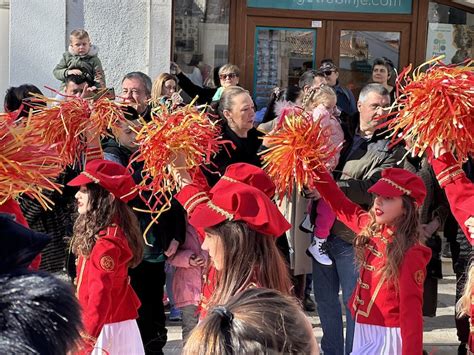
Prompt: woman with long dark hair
<box><xmin>68</xmin><ymin>159</ymin><xmax>144</xmax><ymax>354</ymax></box>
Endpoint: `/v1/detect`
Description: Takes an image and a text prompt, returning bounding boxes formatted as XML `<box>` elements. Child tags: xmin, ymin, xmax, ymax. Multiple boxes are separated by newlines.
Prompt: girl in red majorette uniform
<box><xmin>312</xmin><ymin>166</ymin><xmax>431</xmax><ymax>354</ymax></box>
<box><xmin>68</xmin><ymin>159</ymin><xmax>145</xmax><ymax>354</ymax></box>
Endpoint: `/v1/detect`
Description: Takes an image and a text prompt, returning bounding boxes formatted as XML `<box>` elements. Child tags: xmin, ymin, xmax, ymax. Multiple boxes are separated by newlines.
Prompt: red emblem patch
<box><xmin>414</xmin><ymin>270</ymin><xmax>424</xmax><ymax>285</ymax></box>
<box><xmin>99</xmin><ymin>255</ymin><xmax>115</xmax><ymax>271</ymax></box>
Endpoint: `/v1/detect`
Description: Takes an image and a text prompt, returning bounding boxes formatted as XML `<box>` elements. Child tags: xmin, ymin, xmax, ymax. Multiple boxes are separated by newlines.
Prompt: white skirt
<box><xmin>91</xmin><ymin>319</ymin><xmax>145</xmax><ymax>355</ymax></box>
<box><xmin>351</xmin><ymin>322</ymin><xmax>402</xmax><ymax>355</ymax></box>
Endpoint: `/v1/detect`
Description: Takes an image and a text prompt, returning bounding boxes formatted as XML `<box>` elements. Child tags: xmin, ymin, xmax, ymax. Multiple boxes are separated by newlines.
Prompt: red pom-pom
<box><xmin>130</xmin><ymin>104</ymin><xmax>222</xmax><ymax>215</ymax></box>
<box><xmin>260</xmin><ymin>108</ymin><xmax>340</xmax><ymax>201</ymax></box>
<box><xmin>379</xmin><ymin>58</ymin><xmax>474</xmax><ymax>162</ymax></box>
<box><xmin>0</xmin><ymin>121</ymin><xmax>63</xmax><ymax>209</ymax></box>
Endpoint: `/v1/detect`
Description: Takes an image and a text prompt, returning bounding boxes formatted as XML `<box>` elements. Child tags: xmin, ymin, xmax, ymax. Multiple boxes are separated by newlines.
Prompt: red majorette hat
<box><xmin>67</xmin><ymin>159</ymin><xmax>137</xmax><ymax>202</ymax></box>
<box><xmin>368</xmin><ymin>167</ymin><xmax>426</xmax><ymax>206</ymax></box>
<box><xmin>181</xmin><ymin>182</ymin><xmax>290</xmax><ymax>237</ymax></box>
<box><xmin>210</xmin><ymin>163</ymin><xmax>276</xmax><ymax>198</ymax></box>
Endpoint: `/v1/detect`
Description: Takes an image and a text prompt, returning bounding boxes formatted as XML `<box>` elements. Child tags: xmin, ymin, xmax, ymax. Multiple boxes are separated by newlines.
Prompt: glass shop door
<box><xmin>328</xmin><ymin>21</ymin><xmax>411</xmax><ymax>99</ymax></box>
<box><xmin>242</xmin><ymin>17</ymin><xmax>325</xmax><ymax>109</ymax></box>
<box><xmin>253</xmin><ymin>26</ymin><xmax>317</xmax><ymax>108</ymax></box>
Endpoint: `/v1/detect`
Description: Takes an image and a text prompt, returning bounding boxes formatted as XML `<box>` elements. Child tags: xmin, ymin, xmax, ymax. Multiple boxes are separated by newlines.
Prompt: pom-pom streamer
<box><xmin>378</xmin><ymin>57</ymin><xmax>474</xmax><ymax>162</ymax></box>
<box><xmin>130</xmin><ymin>103</ymin><xmax>223</xmax><ymax>232</ymax></box>
<box><xmin>26</xmin><ymin>91</ymin><xmax>127</xmax><ymax>166</ymax></box>
<box><xmin>0</xmin><ymin>122</ymin><xmax>64</xmax><ymax>209</ymax></box>
<box><xmin>260</xmin><ymin>109</ymin><xmax>340</xmax><ymax>201</ymax></box>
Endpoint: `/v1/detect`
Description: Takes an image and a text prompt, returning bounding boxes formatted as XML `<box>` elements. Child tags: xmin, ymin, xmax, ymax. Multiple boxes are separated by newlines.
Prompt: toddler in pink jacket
<box><xmin>167</xmin><ymin>223</ymin><xmax>206</xmax><ymax>342</ymax></box>
<box><xmin>301</xmin><ymin>85</ymin><xmax>344</xmax><ymax>266</ymax></box>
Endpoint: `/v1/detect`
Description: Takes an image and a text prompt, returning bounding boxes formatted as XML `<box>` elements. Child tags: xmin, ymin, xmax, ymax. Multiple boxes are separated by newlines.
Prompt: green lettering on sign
<box><xmin>247</xmin><ymin>0</ymin><xmax>412</xmax><ymax>14</ymax></box>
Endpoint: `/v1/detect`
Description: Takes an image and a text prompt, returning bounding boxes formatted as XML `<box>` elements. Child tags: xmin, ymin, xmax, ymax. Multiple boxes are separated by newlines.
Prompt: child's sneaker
<box><xmin>306</xmin><ymin>237</ymin><xmax>332</xmax><ymax>266</ymax></box>
<box><xmin>299</xmin><ymin>213</ymin><xmax>314</xmax><ymax>233</ymax></box>
<box><xmin>169</xmin><ymin>307</ymin><xmax>182</xmax><ymax>321</ymax></box>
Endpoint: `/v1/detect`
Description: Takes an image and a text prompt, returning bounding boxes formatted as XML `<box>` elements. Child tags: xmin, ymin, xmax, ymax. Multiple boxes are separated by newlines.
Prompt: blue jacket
<box><xmin>334</xmin><ymin>82</ymin><xmax>357</xmax><ymax>116</ymax></box>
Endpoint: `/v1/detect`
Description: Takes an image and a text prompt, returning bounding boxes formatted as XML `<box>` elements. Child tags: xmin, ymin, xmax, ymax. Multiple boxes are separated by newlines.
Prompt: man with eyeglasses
<box><xmin>312</xmin><ymin>83</ymin><xmax>406</xmax><ymax>355</ymax></box>
<box><xmin>319</xmin><ymin>60</ymin><xmax>357</xmax><ymax>118</ymax></box>
<box><xmin>104</xmin><ymin>71</ymin><xmax>183</xmax><ymax>355</ymax></box>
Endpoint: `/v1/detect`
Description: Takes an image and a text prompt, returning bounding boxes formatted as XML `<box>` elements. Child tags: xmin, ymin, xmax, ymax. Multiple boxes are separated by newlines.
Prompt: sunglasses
<box><xmin>323</xmin><ymin>70</ymin><xmax>335</xmax><ymax>76</ymax></box>
<box><xmin>219</xmin><ymin>73</ymin><xmax>238</xmax><ymax>80</ymax></box>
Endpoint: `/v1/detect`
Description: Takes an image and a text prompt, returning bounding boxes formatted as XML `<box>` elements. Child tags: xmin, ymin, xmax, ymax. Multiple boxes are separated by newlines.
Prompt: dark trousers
<box><xmin>455</xmin><ymin>258</ymin><xmax>470</xmax><ymax>345</ymax></box>
<box><xmin>422</xmin><ymin>277</ymin><xmax>438</xmax><ymax>317</ymax></box>
<box><xmin>130</xmin><ymin>261</ymin><xmax>167</xmax><ymax>355</ymax></box>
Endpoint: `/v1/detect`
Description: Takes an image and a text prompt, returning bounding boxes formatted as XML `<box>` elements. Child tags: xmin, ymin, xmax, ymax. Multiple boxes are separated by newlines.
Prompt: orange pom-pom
<box><xmin>379</xmin><ymin>57</ymin><xmax>474</xmax><ymax>162</ymax></box>
<box><xmin>260</xmin><ymin>108</ymin><xmax>340</xmax><ymax>201</ymax></box>
<box><xmin>131</xmin><ymin>104</ymin><xmax>222</xmax><ymax>214</ymax></box>
<box><xmin>0</xmin><ymin>121</ymin><xmax>63</xmax><ymax>209</ymax></box>
<box><xmin>26</xmin><ymin>94</ymin><xmax>127</xmax><ymax>166</ymax></box>
<box><xmin>27</xmin><ymin>98</ymin><xmax>90</xmax><ymax>166</ymax></box>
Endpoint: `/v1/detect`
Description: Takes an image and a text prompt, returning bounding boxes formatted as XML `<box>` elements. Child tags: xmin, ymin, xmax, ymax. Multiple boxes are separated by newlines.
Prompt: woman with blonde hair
<box><xmin>202</xmin><ymin>86</ymin><xmax>262</xmax><ymax>186</ymax></box>
<box><xmin>430</xmin><ymin>143</ymin><xmax>474</xmax><ymax>353</ymax></box>
<box><xmin>150</xmin><ymin>73</ymin><xmax>182</xmax><ymax>107</ymax></box>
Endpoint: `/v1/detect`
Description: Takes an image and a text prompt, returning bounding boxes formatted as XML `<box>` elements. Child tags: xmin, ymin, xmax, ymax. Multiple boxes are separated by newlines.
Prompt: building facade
<box><xmin>171</xmin><ymin>0</ymin><xmax>473</xmax><ymax>106</ymax></box>
<box><xmin>4</xmin><ymin>0</ymin><xmax>172</xmax><ymax>96</ymax></box>
<box><xmin>2</xmin><ymin>0</ymin><xmax>473</xmax><ymax>103</ymax></box>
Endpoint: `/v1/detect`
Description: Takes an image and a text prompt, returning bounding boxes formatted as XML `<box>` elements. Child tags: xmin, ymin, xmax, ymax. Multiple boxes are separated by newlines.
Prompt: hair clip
<box><xmin>212</xmin><ymin>306</ymin><xmax>234</xmax><ymax>325</ymax></box>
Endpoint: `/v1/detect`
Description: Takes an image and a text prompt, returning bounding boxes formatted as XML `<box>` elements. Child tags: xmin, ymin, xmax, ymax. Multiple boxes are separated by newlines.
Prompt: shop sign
<box><xmin>248</xmin><ymin>0</ymin><xmax>412</xmax><ymax>14</ymax></box>
<box><xmin>425</xmin><ymin>23</ymin><xmax>471</xmax><ymax>64</ymax></box>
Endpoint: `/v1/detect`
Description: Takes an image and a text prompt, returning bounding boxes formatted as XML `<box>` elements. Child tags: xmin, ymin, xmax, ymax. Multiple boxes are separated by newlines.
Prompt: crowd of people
<box><xmin>1</xmin><ymin>28</ymin><xmax>474</xmax><ymax>355</ymax></box>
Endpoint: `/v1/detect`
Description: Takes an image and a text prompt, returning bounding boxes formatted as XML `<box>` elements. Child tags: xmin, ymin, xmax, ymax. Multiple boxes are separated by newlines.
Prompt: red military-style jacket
<box><xmin>431</xmin><ymin>151</ymin><xmax>474</xmax><ymax>244</ymax></box>
<box><xmin>431</xmin><ymin>151</ymin><xmax>474</xmax><ymax>352</ymax></box>
<box><xmin>315</xmin><ymin>169</ymin><xmax>431</xmax><ymax>354</ymax></box>
<box><xmin>75</xmin><ymin>224</ymin><xmax>141</xmax><ymax>349</ymax></box>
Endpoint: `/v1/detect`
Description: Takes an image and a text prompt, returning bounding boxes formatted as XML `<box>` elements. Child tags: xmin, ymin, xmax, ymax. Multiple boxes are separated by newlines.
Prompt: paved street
<box><xmin>164</xmin><ymin>258</ymin><xmax>460</xmax><ymax>354</ymax></box>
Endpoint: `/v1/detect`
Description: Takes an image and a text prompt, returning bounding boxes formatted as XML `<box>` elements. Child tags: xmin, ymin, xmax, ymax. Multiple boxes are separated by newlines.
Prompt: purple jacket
<box><xmin>167</xmin><ymin>224</ymin><xmax>207</xmax><ymax>308</ymax></box>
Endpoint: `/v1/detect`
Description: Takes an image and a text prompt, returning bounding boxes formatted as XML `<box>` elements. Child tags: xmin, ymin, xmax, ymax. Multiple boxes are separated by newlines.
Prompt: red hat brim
<box><xmin>67</xmin><ymin>171</ymin><xmax>138</xmax><ymax>202</ymax></box>
<box><xmin>188</xmin><ymin>203</ymin><xmax>227</xmax><ymax>231</ymax></box>
<box><xmin>368</xmin><ymin>180</ymin><xmax>404</xmax><ymax>198</ymax></box>
<box><xmin>67</xmin><ymin>173</ymin><xmax>94</xmax><ymax>187</ymax></box>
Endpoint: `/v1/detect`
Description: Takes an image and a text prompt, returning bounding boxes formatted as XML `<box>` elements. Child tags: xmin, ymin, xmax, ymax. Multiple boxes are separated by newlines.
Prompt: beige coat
<box><xmin>278</xmin><ymin>189</ymin><xmax>312</xmax><ymax>276</ymax></box>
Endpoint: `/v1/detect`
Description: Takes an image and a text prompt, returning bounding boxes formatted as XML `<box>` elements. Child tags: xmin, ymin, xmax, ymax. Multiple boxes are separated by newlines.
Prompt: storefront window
<box><xmin>173</xmin><ymin>0</ymin><xmax>230</xmax><ymax>88</ymax></box>
<box><xmin>254</xmin><ymin>27</ymin><xmax>316</xmax><ymax>108</ymax></box>
<box><xmin>426</xmin><ymin>2</ymin><xmax>474</xmax><ymax>64</ymax></box>
<box><xmin>338</xmin><ymin>30</ymin><xmax>401</xmax><ymax>97</ymax></box>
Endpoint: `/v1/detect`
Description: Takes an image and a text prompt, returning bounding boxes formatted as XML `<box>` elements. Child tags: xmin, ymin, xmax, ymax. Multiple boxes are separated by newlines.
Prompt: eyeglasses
<box><xmin>323</xmin><ymin>70</ymin><xmax>335</xmax><ymax>76</ymax></box>
<box><xmin>219</xmin><ymin>73</ymin><xmax>238</xmax><ymax>80</ymax></box>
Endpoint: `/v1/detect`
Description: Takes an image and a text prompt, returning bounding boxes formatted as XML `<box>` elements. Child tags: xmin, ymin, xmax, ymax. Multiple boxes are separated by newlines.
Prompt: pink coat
<box><xmin>167</xmin><ymin>224</ymin><xmax>206</xmax><ymax>309</ymax></box>
<box><xmin>312</xmin><ymin>104</ymin><xmax>344</xmax><ymax>171</ymax></box>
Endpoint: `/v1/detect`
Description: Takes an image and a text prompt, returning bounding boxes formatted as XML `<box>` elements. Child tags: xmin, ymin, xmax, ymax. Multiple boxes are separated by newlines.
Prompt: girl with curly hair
<box><xmin>311</xmin><ymin>166</ymin><xmax>431</xmax><ymax>354</ymax></box>
<box><xmin>68</xmin><ymin>159</ymin><xmax>144</xmax><ymax>354</ymax></box>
